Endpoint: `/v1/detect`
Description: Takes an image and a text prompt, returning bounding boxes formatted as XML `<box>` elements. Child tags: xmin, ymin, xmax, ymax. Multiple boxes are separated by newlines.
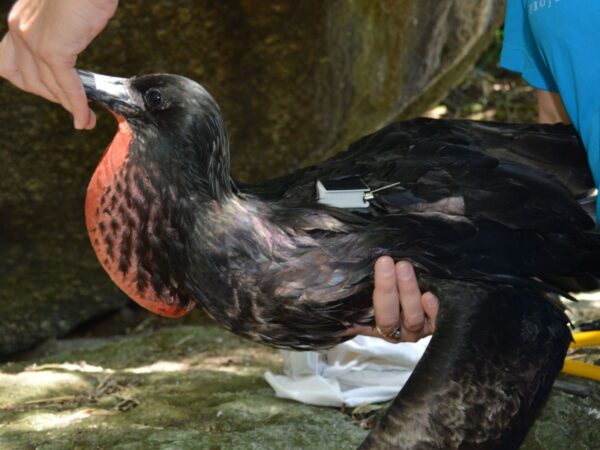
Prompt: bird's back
<box><xmin>246</xmin><ymin>119</ymin><xmax>599</xmax><ymax>301</ymax></box>
<box><xmin>250</xmin><ymin>119</ymin><xmax>594</xmax><ymax>223</ymax></box>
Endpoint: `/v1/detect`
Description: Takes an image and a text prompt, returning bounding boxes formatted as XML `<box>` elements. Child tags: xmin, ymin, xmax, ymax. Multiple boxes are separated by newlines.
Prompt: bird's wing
<box><xmin>248</xmin><ymin>118</ymin><xmax>600</xmax><ymax>287</ymax></box>
<box><xmin>246</xmin><ymin>119</ymin><xmax>594</xmax><ymax>230</ymax></box>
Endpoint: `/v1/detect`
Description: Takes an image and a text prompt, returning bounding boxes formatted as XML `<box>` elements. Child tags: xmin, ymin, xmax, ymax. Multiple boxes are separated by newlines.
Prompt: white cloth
<box><xmin>264</xmin><ymin>335</ymin><xmax>430</xmax><ymax>407</ymax></box>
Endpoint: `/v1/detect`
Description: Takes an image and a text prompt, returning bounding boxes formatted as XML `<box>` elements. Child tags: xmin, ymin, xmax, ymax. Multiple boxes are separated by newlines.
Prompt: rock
<box><xmin>0</xmin><ymin>325</ymin><xmax>367</xmax><ymax>449</ymax></box>
<box><xmin>521</xmin><ymin>378</ymin><xmax>600</xmax><ymax>450</ymax></box>
<box><xmin>0</xmin><ymin>0</ymin><xmax>503</xmax><ymax>354</ymax></box>
<box><xmin>0</xmin><ymin>323</ymin><xmax>597</xmax><ymax>449</ymax></box>
<box><xmin>0</xmin><ymin>98</ymin><xmax>127</xmax><ymax>356</ymax></box>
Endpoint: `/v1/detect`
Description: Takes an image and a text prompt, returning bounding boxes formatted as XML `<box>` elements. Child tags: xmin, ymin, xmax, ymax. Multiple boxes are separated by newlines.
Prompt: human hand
<box><xmin>0</xmin><ymin>0</ymin><xmax>119</xmax><ymax>129</ymax></box>
<box><xmin>345</xmin><ymin>256</ymin><xmax>439</xmax><ymax>342</ymax></box>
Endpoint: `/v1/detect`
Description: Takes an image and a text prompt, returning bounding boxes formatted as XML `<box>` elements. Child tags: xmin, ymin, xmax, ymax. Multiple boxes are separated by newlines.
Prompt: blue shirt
<box><xmin>500</xmin><ymin>0</ymin><xmax>600</xmax><ymax>221</ymax></box>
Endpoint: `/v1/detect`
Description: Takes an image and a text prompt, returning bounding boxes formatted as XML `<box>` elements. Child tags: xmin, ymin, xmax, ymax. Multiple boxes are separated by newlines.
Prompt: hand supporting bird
<box><xmin>346</xmin><ymin>256</ymin><xmax>439</xmax><ymax>342</ymax></box>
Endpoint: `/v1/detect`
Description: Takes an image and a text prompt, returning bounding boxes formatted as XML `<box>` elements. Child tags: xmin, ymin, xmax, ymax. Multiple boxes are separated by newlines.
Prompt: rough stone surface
<box><xmin>0</xmin><ymin>323</ymin><xmax>598</xmax><ymax>449</ymax></box>
<box><xmin>0</xmin><ymin>325</ymin><xmax>367</xmax><ymax>449</ymax></box>
<box><xmin>0</xmin><ymin>0</ymin><xmax>503</xmax><ymax>355</ymax></box>
<box><xmin>521</xmin><ymin>380</ymin><xmax>600</xmax><ymax>450</ymax></box>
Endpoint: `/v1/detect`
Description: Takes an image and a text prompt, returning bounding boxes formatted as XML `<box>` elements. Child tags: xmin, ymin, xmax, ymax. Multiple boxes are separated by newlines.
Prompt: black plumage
<box><xmin>80</xmin><ymin>71</ymin><xmax>598</xmax><ymax>449</ymax></box>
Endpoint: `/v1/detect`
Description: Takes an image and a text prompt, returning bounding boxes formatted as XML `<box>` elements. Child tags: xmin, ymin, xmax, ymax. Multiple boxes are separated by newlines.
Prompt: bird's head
<box><xmin>79</xmin><ymin>70</ymin><xmax>231</xmax><ymax>201</ymax></box>
<box><xmin>81</xmin><ymin>71</ymin><xmax>235</xmax><ymax>319</ymax></box>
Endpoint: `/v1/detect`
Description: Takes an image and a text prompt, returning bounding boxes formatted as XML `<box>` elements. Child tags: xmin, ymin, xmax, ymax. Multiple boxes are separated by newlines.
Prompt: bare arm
<box><xmin>536</xmin><ymin>89</ymin><xmax>570</xmax><ymax>124</ymax></box>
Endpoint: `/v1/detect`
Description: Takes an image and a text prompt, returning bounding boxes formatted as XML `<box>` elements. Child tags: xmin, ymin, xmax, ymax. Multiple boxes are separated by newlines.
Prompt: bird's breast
<box><xmin>85</xmin><ymin>120</ymin><xmax>194</xmax><ymax>318</ymax></box>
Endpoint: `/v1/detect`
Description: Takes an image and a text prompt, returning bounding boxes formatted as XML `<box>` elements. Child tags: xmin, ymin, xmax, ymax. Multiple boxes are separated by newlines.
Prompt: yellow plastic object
<box><xmin>562</xmin><ymin>359</ymin><xmax>600</xmax><ymax>382</ymax></box>
<box><xmin>561</xmin><ymin>331</ymin><xmax>600</xmax><ymax>382</ymax></box>
<box><xmin>569</xmin><ymin>331</ymin><xmax>600</xmax><ymax>349</ymax></box>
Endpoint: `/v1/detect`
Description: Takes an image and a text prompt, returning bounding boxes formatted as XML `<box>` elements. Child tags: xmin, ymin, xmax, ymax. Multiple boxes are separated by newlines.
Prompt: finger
<box><xmin>36</xmin><ymin>61</ymin><xmax>70</xmax><ymax>108</ymax></box>
<box><xmin>342</xmin><ymin>324</ymin><xmax>379</xmax><ymax>338</ymax></box>
<box><xmin>0</xmin><ymin>33</ymin><xmax>26</xmax><ymax>89</ymax></box>
<box><xmin>373</xmin><ymin>256</ymin><xmax>401</xmax><ymax>336</ymax></box>
<box><xmin>396</xmin><ymin>261</ymin><xmax>425</xmax><ymax>333</ymax></box>
<box><xmin>48</xmin><ymin>64</ymin><xmax>93</xmax><ymax>129</ymax></box>
<box><xmin>421</xmin><ymin>292</ymin><xmax>439</xmax><ymax>334</ymax></box>
<box><xmin>86</xmin><ymin>109</ymin><xmax>97</xmax><ymax>129</ymax></box>
<box><xmin>11</xmin><ymin>35</ymin><xmax>57</xmax><ymax>102</ymax></box>
<box><xmin>342</xmin><ymin>324</ymin><xmax>403</xmax><ymax>343</ymax></box>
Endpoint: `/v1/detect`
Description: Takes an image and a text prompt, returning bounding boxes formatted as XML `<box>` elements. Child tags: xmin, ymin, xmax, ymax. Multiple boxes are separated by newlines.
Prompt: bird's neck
<box><xmin>86</xmin><ymin>128</ymin><xmax>285</xmax><ymax>319</ymax></box>
<box><xmin>203</xmin><ymin>194</ymin><xmax>298</xmax><ymax>248</ymax></box>
<box><xmin>190</xmin><ymin>195</ymin><xmax>299</xmax><ymax>277</ymax></box>
<box><xmin>183</xmin><ymin>195</ymin><xmax>312</xmax><ymax>329</ymax></box>
<box><xmin>133</xmin><ymin>122</ymin><xmax>234</xmax><ymax>203</ymax></box>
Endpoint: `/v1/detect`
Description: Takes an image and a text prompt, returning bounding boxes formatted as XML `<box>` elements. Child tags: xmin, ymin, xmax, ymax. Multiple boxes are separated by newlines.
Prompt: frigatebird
<box><xmin>79</xmin><ymin>70</ymin><xmax>598</xmax><ymax>449</ymax></box>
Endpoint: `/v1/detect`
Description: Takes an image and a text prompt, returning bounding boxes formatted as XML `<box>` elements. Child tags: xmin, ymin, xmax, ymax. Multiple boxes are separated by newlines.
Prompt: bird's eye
<box><xmin>144</xmin><ymin>89</ymin><xmax>165</xmax><ymax>110</ymax></box>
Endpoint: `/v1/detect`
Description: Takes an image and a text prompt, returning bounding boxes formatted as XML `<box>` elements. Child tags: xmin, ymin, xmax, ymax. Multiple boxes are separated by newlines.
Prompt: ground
<box><xmin>0</xmin><ymin>304</ymin><xmax>599</xmax><ymax>449</ymax></box>
<box><xmin>1</xmin><ymin>34</ymin><xmax>599</xmax><ymax>449</ymax></box>
<box><xmin>0</xmin><ymin>321</ymin><xmax>367</xmax><ymax>449</ymax></box>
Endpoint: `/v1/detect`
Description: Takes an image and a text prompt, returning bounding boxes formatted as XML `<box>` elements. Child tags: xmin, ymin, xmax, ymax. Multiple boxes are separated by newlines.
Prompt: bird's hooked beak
<box><xmin>78</xmin><ymin>69</ymin><xmax>138</xmax><ymax>117</ymax></box>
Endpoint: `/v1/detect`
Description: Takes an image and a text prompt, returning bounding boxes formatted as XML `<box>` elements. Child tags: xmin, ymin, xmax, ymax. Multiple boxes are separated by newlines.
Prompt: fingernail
<box><xmin>378</xmin><ymin>257</ymin><xmax>395</xmax><ymax>275</ymax></box>
<box><xmin>426</xmin><ymin>294</ymin><xmax>438</xmax><ymax>309</ymax></box>
<box><xmin>74</xmin><ymin>117</ymin><xmax>82</xmax><ymax>130</ymax></box>
<box><xmin>397</xmin><ymin>261</ymin><xmax>413</xmax><ymax>280</ymax></box>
